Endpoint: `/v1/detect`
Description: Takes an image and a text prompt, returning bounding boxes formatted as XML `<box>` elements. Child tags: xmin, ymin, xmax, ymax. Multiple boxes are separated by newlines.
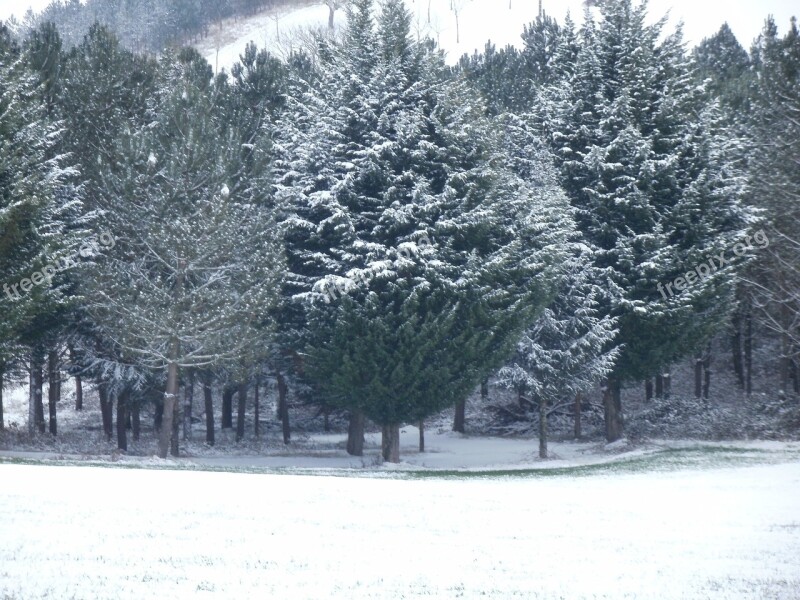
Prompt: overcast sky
<box><xmin>0</xmin><ymin>0</ymin><xmax>797</xmax><ymax>49</ymax></box>
<box><xmin>547</xmin><ymin>0</ymin><xmax>798</xmax><ymax>47</ymax></box>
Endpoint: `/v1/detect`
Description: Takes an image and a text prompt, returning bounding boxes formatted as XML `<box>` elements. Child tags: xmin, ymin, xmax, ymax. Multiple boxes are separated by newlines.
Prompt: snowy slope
<box><xmin>197</xmin><ymin>0</ymin><xmax>800</xmax><ymax>73</ymax></box>
<box><xmin>1</xmin><ymin>461</ymin><xmax>799</xmax><ymax>598</ymax></box>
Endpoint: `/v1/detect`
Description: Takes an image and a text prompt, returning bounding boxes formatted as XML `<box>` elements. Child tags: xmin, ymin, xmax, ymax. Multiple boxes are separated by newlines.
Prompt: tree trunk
<box><xmin>117</xmin><ymin>389</ymin><xmax>128</xmax><ymax>452</ymax></box>
<box><xmin>645</xmin><ymin>379</ymin><xmax>653</xmax><ymax>402</ymax></box>
<box><xmin>98</xmin><ymin>383</ymin><xmax>112</xmax><ymax>441</ymax></box>
<box><xmin>732</xmin><ymin>311</ymin><xmax>744</xmax><ymax>388</ymax></box>
<box><xmin>780</xmin><ymin>306</ymin><xmax>792</xmax><ymax>394</ymax></box>
<box><xmin>47</xmin><ymin>350</ymin><xmax>59</xmax><ymax>436</ymax></box>
<box><xmin>30</xmin><ymin>354</ymin><xmax>45</xmax><ymax>434</ymax></box>
<box><xmin>254</xmin><ymin>382</ymin><xmax>260</xmax><ymax>437</ymax></box>
<box><xmin>203</xmin><ymin>375</ymin><xmax>215</xmax><ymax>446</ymax></box>
<box><xmin>745</xmin><ymin>311</ymin><xmax>753</xmax><ymax>396</ymax></box>
<box><xmin>28</xmin><ymin>357</ymin><xmax>36</xmax><ymax>434</ymax></box>
<box><xmin>236</xmin><ymin>382</ymin><xmax>247</xmax><ymax>443</ymax></box>
<box><xmin>663</xmin><ymin>372</ymin><xmax>671</xmax><ymax>399</ymax></box>
<box><xmin>154</xmin><ymin>396</ymin><xmax>163</xmax><ymax>432</ymax></box>
<box><xmin>694</xmin><ymin>352</ymin><xmax>704</xmax><ymax>398</ymax></box>
<box><xmin>480</xmin><ymin>378</ymin><xmax>489</xmax><ymax>403</ymax></box>
<box><xmin>221</xmin><ymin>387</ymin><xmax>233</xmax><ymax>429</ymax></box>
<box><xmin>171</xmin><ymin>393</ymin><xmax>180</xmax><ymax>457</ymax></box>
<box><xmin>328</xmin><ymin>5</ymin><xmax>335</xmax><ymax>29</ymax></box>
<box><xmin>539</xmin><ymin>395</ymin><xmax>548</xmax><ymax>459</ymax></box>
<box><xmin>419</xmin><ymin>420</ymin><xmax>425</xmax><ymax>453</ymax></box>
<box><xmin>381</xmin><ymin>423</ymin><xmax>400</xmax><ymax>463</ymax></box>
<box><xmin>74</xmin><ymin>373</ymin><xmax>83</xmax><ymax>411</ymax></box>
<box><xmin>131</xmin><ymin>400</ymin><xmax>140</xmax><ymax>442</ymax></box>
<box><xmin>703</xmin><ymin>344</ymin><xmax>712</xmax><ymax>400</ymax></box>
<box><xmin>603</xmin><ymin>377</ymin><xmax>623</xmax><ymax>442</ymax></box>
<box><xmin>277</xmin><ymin>372</ymin><xmax>290</xmax><ymax>444</ymax></box>
<box><xmin>70</xmin><ymin>347</ymin><xmax>83</xmax><ymax>410</ymax></box>
<box><xmin>183</xmin><ymin>371</ymin><xmax>194</xmax><ymax>441</ymax></box>
<box><xmin>346</xmin><ymin>410</ymin><xmax>365</xmax><ymax>456</ymax></box>
<box><xmin>158</xmin><ymin>359</ymin><xmax>179</xmax><ymax>459</ymax></box>
<box><xmin>655</xmin><ymin>374</ymin><xmax>664</xmax><ymax>399</ymax></box>
<box><xmin>453</xmin><ymin>399</ymin><xmax>466</xmax><ymax>433</ymax></box>
<box><xmin>0</xmin><ymin>364</ymin><xmax>4</xmax><ymax>431</ymax></box>
<box><xmin>573</xmin><ymin>392</ymin><xmax>582</xmax><ymax>439</ymax></box>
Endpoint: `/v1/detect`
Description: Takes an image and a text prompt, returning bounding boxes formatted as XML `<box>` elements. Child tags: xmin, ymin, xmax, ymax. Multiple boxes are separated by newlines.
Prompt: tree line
<box><xmin>0</xmin><ymin>0</ymin><xmax>797</xmax><ymax>462</ymax></box>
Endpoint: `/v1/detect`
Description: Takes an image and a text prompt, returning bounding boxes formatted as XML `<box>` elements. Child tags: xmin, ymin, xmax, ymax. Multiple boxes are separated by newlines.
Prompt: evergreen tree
<box><xmin>86</xmin><ymin>52</ymin><xmax>285</xmax><ymax>457</ymax></box>
<box><xmin>747</xmin><ymin>17</ymin><xmax>800</xmax><ymax>394</ymax></box>
<box><xmin>540</xmin><ymin>0</ymin><xmax>751</xmax><ymax>439</ymax></box>
<box><xmin>499</xmin><ymin>244</ymin><xmax>619</xmax><ymax>457</ymax></box>
<box><xmin>278</xmin><ymin>0</ymin><xmax>572</xmax><ymax>461</ymax></box>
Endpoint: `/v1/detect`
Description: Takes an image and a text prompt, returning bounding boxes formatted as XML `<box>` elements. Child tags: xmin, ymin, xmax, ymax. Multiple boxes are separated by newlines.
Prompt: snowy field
<box><xmin>1</xmin><ymin>456</ymin><xmax>800</xmax><ymax>599</ymax></box>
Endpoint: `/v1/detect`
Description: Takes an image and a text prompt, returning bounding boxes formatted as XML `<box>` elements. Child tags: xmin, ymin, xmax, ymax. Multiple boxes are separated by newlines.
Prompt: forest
<box><xmin>0</xmin><ymin>0</ymin><xmax>798</xmax><ymax>464</ymax></box>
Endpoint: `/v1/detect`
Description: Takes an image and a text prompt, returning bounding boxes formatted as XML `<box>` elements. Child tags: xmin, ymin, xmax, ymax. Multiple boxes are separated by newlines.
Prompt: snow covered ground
<box><xmin>1</xmin><ymin>457</ymin><xmax>799</xmax><ymax>599</ymax></box>
<box><xmin>196</xmin><ymin>0</ymin><xmax>800</xmax><ymax>73</ymax></box>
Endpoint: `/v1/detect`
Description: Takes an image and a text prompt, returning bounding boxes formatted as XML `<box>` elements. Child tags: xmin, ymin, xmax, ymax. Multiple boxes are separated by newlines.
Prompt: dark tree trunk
<box><xmin>236</xmin><ymin>382</ymin><xmax>247</xmax><ymax>443</ymax></box>
<box><xmin>154</xmin><ymin>396</ymin><xmax>163</xmax><ymax>432</ymax></box>
<box><xmin>703</xmin><ymin>344</ymin><xmax>712</xmax><ymax>400</ymax></box>
<box><xmin>221</xmin><ymin>387</ymin><xmax>234</xmax><ymax>429</ymax></box>
<box><xmin>184</xmin><ymin>371</ymin><xmax>194</xmax><ymax>441</ymax></box>
<box><xmin>170</xmin><ymin>395</ymin><xmax>180</xmax><ymax>457</ymax></box>
<box><xmin>277</xmin><ymin>372</ymin><xmax>290</xmax><ymax>444</ymax></box>
<box><xmin>70</xmin><ymin>347</ymin><xmax>83</xmax><ymax>411</ymax></box>
<box><xmin>694</xmin><ymin>352</ymin><xmax>704</xmax><ymax>398</ymax></box>
<box><xmin>74</xmin><ymin>374</ymin><xmax>83</xmax><ymax>410</ymax></box>
<box><xmin>744</xmin><ymin>311</ymin><xmax>753</xmax><ymax>396</ymax></box>
<box><xmin>131</xmin><ymin>400</ymin><xmax>140</xmax><ymax>441</ymax></box>
<box><xmin>47</xmin><ymin>350</ymin><xmax>59</xmax><ymax>436</ymax></box>
<box><xmin>158</xmin><ymin>358</ymin><xmax>179</xmax><ymax>459</ymax></box>
<box><xmin>663</xmin><ymin>372</ymin><xmax>672</xmax><ymax>399</ymax></box>
<box><xmin>655</xmin><ymin>374</ymin><xmax>664</xmax><ymax>399</ymax></box>
<box><xmin>453</xmin><ymin>399</ymin><xmax>466</xmax><ymax>433</ymax></box>
<box><xmin>603</xmin><ymin>377</ymin><xmax>623</xmax><ymax>442</ymax></box>
<box><xmin>203</xmin><ymin>375</ymin><xmax>215</xmax><ymax>446</ymax></box>
<box><xmin>792</xmin><ymin>358</ymin><xmax>800</xmax><ymax>395</ymax></box>
<box><xmin>117</xmin><ymin>389</ymin><xmax>128</xmax><ymax>451</ymax></box>
<box><xmin>419</xmin><ymin>420</ymin><xmax>425</xmax><ymax>453</ymax></box>
<box><xmin>254</xmin><ymin>381</ymin><xmax>260</xmax><ymax>437</ymax></box>
<box><xmin>346</xmin><ymin>410</ymin><xmax>365</xmax><ymax>456</ymax></box>
<box><xmin>381</xmin><ymin>423</ymin><xmax>400</xmax><ymax>463</ymax></box>
<box><xmin>573</xmin><ymin>392</ymin><xmax>582</xmax><ymax>439</ymax></box>
<box><xmin>732</xmin><ymin>311</ymin><xmax>744</xmax><ymax>388</ymax></box>
<box><xmin>539</xmin><ymin>395</ymin><xmax>548</xmax><ymax>459</ymax></box>
<box><xmin>480</xmin><ymin>378</ymin><xmax>489</xmax><ymax>403</ymax></box>
<box><xmin>33</xmin><ymin>357</ymin><xmax>45</xmax><ymax>434</ymax></box>
<box><xmin>0</xmin><ymin>363</ymin><xmax>4</xmax><ymax>431</ymax></box>
<box><xmin>98</xmin><ymin>383</ymin><xmax>113</xmax><ymax>441</ymax></box>
<box><xmin>645</xmin><ymin>379</ymin><xmax>653</xmax><ymax>402</ymax></box>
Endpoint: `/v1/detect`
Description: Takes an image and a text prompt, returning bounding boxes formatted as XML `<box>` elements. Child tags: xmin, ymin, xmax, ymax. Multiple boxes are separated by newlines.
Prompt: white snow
<box><xmin>1</xmin><ymin>458</ymin><xmax>799</xmax><ymax>598</ymax></box>
<box><xmin>196</xmin><ymin>0</ymin><xmax>800</xmax><ymax>72</ymax></box>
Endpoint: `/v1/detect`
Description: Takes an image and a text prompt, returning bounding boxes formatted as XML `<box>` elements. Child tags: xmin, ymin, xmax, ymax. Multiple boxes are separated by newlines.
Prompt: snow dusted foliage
<box><xmin>0</xmin><ymin>25</ymin><xmax>85</xmax><ymax>350</ymax></box>
<box><xmin>85</xmin><ymin>50</ymin><xmax>284</xmax><ymax>393</ymax></box>
<box><xmin>498</xmin><ymin>244</ymin><xmax>619</xmax><ymax>415</ymax></box>
<box><xmin>535</xmin><ymin>0</ymin><xmax>752</xmax><ymax>386</ymax></box>
<box><xmin>275</xmin><ymin>0</ymin><xmax>574</xmax><ymax>458</ymax></box>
